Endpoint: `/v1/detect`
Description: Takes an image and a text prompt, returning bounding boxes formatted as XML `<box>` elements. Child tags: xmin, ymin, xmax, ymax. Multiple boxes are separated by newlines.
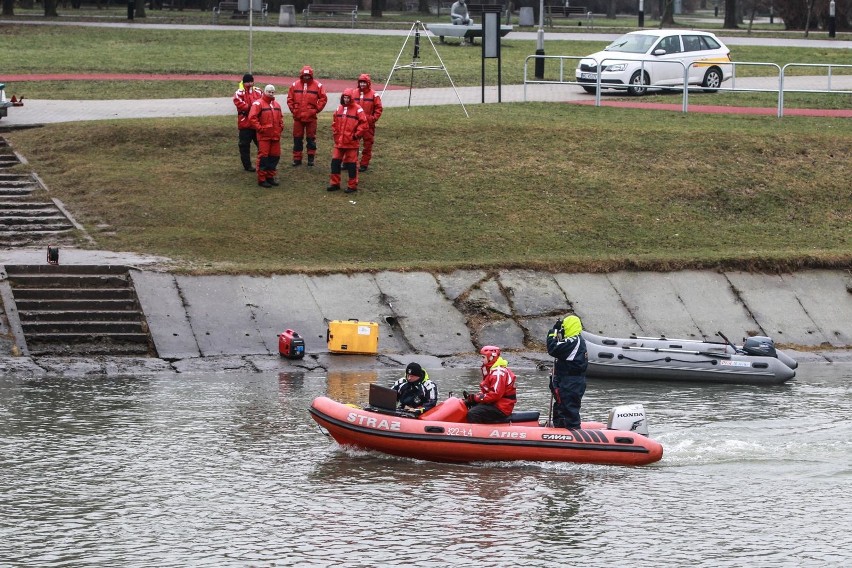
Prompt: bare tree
<box><xmin>660</xmin><ymin>0</ymin><xmax>675</xmax><ymax>25</ymax></box>
<box><xmin>2</xmin><ymin>0</ymin><xmax>14</xmax><ymax>16</ymax></box>
<box><xmin>44</xmin><ymin>0</ymin><xmax>58</xmax><ymax>16</ymax></box>
<box><xmin>607</xmin><ymin>0</ymin><xmax>617</xmax><ymax>19</ymax></box>
<box><xmin>723</xmin><ymin>0</ymin><xmax>738</xmax><ymax>27</ymax></box>
<box><xmin>803</xmin><ymin>0</ymin><xmax>817</xmax><ymax>36</ymax></box>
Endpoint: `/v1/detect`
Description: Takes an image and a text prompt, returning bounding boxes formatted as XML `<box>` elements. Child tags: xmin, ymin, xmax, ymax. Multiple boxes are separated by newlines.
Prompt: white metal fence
<box><xmin>523</xmin><ymin>55</ymin><xmax>852</xmax><ymax>118</ymax></box>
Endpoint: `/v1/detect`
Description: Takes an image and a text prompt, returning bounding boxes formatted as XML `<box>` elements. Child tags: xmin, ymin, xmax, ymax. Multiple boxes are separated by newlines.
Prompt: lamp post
<box><xmin>638</xmin><ymin>0</ymin><xmax>644</xmax><ymax>27</ymax></box>
<box><xmin>248</xmin><ymin>1</ymin><xmax>254</xmax><ymax>73</ymax></box>
<box><xmin>828</xmin><ymin>0</ymin><xmax>836</xmax><ymax>38</ymax></box>
<box><xmin>535</xmin><ymin>0</ymin><xmax>545</xmax><ymax>79</ymax></box>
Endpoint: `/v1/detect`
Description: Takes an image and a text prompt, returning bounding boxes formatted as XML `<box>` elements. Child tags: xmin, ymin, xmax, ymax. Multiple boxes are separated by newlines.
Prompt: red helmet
<box><xmin>480</xmin><ymin>345</ymin><xmax>501</xmax><ymax>366</ymax></box>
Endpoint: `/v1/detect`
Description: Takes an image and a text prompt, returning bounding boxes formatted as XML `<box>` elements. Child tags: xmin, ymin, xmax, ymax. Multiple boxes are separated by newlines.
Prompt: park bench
<box><xmin>429</xmin><ymin>1</ymin><xmax>454</xmax><ymax>15</ymax></box>
<box><xmin>545</xmin><ymin>3</ymin><xmax>588</xmax><ymax>25</ymax></box>
<box><xmin>427</xmin><ymin>22</ymin><xmax>513</xmax><ymax>44</ymax></box>
<box><xmin>212</xmin><ymin>1</ymin><xmax>269</xmax><ymax>25</ymax></box>
<box><xmin>302</xmin><ymin>2</ymin><xmax>358</xmax><ymax>27</ymax></box>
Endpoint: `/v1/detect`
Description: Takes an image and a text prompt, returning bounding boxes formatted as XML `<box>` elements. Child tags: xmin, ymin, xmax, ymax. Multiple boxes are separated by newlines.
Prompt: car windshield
<box><xmin>604</xmin><ymin>34</ymin><xmax>657</xmax><ymax>54</ymax></box>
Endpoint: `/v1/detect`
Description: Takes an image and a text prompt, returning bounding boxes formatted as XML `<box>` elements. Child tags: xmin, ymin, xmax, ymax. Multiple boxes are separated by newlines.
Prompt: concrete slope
<box><xmin>124</xmin><ymin>265</ymin><xmax>852</xmax><ymax>360</ymax></box>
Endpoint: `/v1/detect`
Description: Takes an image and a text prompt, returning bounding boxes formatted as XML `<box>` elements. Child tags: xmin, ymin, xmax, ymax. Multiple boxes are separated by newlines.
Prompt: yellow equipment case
<box><xmin>327</xmin><ymin>319</ymin><xmax>379</xmax><ymax>355</ymax></box>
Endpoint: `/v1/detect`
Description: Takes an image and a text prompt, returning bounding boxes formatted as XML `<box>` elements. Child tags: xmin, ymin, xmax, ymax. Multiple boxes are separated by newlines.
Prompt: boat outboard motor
<box><xmin>742</xmin><ymin>336</ymin><xmax>777</xmax><ymax>358</ymax></box>
<box><xmin>607</xmin><ymin>404</ymin><xmax>649</xmax><ymax>436</ymax></box>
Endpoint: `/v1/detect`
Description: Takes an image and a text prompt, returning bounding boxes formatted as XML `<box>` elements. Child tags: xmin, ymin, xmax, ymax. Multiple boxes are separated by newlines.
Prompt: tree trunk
<box><xmin>746</xmin><ymin>1</ymin><xmax>756</xmax><ymax>32</ymax></box>
<box><xmin>803</xmin><ymin>0</ymin><xmax>815</xmax><ymax>37</ymax></box>
<box><xmin>43</xmin><ymin>0</ymin><xmax>58</xmax><ymax>16</ymax></box>
<box><xmin>2</xmin><ymin>0</ymin><xmax>14</xmax><ymax>16</ymax></box>
<box><xmin>723</xmin><ymin>0</ymin><xmax>738</xmax><ymax>28</ymax></box>
<box><xmin>135</xmin><ymin>0</ymin><xmax>146</xmax><ymax>18</ymax></box>
<box><xmin>607</xmin><ymin>0</ymin><xmax>616</xmax><ymax>19</ymax></box>
<box><xmin>371</xmin><ymin>0</ymin><xmax>383</xmax><ymax>17</ymax></box>
<box><xmin>660</xmin><ymin>0</ymin><xmax>675</xmax><ymax>25</ymax></box>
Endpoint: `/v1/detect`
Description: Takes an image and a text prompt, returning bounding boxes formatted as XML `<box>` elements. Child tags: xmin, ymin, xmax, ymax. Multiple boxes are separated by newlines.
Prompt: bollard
<box><xmin>828</xmin><ymin>0</ymin><xmax>836</xmax><ymax>38</ymax></box>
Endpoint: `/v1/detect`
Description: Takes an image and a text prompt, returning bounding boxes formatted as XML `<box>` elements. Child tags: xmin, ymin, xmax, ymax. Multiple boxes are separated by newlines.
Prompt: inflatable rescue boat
<box><xmin>309</xmin><ymin>396</ymin><xmax>663</xmax><ymax>466</ymax></box>
<box><xmin>583</xmin><ymin>331</ymin><xmax>796</xmax><ymax>385</ymax></box>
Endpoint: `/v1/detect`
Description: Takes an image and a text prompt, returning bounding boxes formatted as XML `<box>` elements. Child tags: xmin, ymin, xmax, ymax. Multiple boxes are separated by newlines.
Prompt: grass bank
<box><xmin>5</xmin><ymin>104</ymin><xmax>851</xmax><ymax>274</ymax></box>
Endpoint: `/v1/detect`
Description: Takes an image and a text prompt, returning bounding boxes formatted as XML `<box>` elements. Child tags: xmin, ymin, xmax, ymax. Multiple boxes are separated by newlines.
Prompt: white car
<box><xmin>576</xmin><ymin>30</ymin><xmax>733</xmax><ymax>96</ymax></box>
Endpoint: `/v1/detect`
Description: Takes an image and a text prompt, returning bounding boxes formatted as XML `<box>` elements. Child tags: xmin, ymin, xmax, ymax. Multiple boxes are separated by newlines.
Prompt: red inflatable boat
<box><xmin>309</xmin><ymin>396</ymin><xmax>663</xmax><ymax>466</ymax></box>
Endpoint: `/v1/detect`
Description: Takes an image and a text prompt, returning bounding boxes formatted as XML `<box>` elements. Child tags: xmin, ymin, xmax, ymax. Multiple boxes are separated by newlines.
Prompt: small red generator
<box><xmin>278</xmin><ymin>329</ymin><xmax>305</xmax><ymax>359</ymax></box>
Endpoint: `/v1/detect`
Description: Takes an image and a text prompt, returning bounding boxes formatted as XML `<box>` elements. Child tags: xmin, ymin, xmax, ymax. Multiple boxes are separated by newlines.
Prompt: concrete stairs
<box><xmin>2</xmin><ymin>264</ymin><xmax>156</xmax><ymax>357</ymax></box>
<box><xmin>0</xmin><ymin>137</ymin><xmax>77</xmax><ymax>247</ymax></box>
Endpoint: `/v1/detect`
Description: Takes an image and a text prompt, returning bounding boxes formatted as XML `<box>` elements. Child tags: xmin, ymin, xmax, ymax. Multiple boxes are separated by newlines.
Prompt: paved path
<box><xmin>4</xmin><ymin>75</ymin><xmax>851</xmax><ymax>126</ymax></box>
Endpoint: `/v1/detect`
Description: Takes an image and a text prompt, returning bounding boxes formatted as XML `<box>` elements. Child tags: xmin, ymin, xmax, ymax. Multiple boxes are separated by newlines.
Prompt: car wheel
<box><xmin>627</xmin><ymin>70</ymin><xmax>648</xmax><ymax>96</ymax></box>
<box><xmin>702</xmin><ymin>67</ymin><xmax>723</xmax><ymax>93</ymax></box>
<box><xmin>582</xmin><ymin>86</ymin><xmax>597</xmax><ymax>94</ymax></box>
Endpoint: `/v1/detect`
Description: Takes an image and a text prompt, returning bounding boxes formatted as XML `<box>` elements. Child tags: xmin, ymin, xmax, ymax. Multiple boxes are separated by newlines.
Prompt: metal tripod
<box><xmin>380</xmin><ymin>21</ymin><xmax>469</xmax><ymax>118</ymax></box>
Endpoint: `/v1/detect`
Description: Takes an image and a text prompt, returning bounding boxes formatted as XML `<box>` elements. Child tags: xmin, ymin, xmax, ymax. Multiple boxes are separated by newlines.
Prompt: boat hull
<box><xmin>583</xmin><ymin>331</ymin><xmax>798</xmax><ymax>370</ymax></box>
<box><xmin>309</xmin><ymin>397</ymin><xmax>663</xmax><ymax>466</ymax></box>
<box><xmin>584</xmin><ymin>332</ymin><xmax>796</xmax><ymax>385</ymax></box>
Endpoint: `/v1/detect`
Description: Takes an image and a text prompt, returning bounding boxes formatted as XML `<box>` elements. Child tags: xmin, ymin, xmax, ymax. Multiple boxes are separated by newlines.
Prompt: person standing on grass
<box><xmin>328</xmin><ymin>89</ymin><xmax>368</xmax><ymax>194</ymax></box>
<box><xmin>247</xmin><ymin>84</ymin><xmax>285</xmax><ymax>188</ymax></box>
<box><xmin>353</xmin><ymin>74</ymin><xmax>383</xmax><ymax>173</ymax></box>
<box><xmin>286</xmin><ymin>66</ymin><xmax>328</xmax><ymax>167</ymax></box>
<box><xmin>546</xmin><ymin>315</ymin><xmax>588</xmax><ymax>429</ymax></box>
<box><xmin>233</xmin><ymin>73</ymin><xmax>263</xmax><ymax>172</ymax></box>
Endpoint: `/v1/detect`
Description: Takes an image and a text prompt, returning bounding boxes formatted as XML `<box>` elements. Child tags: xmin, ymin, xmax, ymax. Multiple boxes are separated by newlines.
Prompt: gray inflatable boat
<box><xmin>583</xmin><ymin>331</ymin><xmax>796</xmax><ymax>385</ymax></box>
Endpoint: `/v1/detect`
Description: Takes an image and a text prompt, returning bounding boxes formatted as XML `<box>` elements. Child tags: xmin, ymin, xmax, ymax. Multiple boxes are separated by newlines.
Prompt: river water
<box><xmin>1</xmin><ymin>362</ymin><xmax>850</xmax><ymax>567</ymax></box>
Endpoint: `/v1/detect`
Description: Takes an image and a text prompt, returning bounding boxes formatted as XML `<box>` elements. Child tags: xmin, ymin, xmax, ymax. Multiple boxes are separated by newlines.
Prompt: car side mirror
<box><xmin>653</xmin><ymin>48</ymin><xmax>667</xmax><ymax>56</ymax></box>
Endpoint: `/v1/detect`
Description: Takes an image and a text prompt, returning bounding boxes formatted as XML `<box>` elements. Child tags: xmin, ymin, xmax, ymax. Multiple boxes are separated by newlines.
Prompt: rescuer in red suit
<box><xmin>327</xmin><ymin>88</ymin><xmax>368</xmax><ymax>194</ymax></box>
<box><xmin>247</xmin><ymin>84</ymin><xmax>285</xmax><ymax>188</ymax></box>
<box><xmin>286</xmin><ymin>65</ymin><xmax>328</xmax><ymax>167</ymax></box>
<box><xmin>464</xmin><ymin>346</ymin><xmax>517</xmax><ymax>424</ymax></box>
<box><xmin>353</xmin><ymin>73</ymin><xmax>383</xmax><ymax>173</ymax></box>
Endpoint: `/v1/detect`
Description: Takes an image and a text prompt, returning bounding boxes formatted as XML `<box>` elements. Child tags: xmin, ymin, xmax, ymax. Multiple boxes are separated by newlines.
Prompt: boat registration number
<box><xmin>719</xmin><ymin>360</ymin><xmax>752</xmax><ymax>368</ymax></box>
<box><xmin>447</xmin><ymin>427</ymin><xmax>473</xmax><ymax>437</ymax></box>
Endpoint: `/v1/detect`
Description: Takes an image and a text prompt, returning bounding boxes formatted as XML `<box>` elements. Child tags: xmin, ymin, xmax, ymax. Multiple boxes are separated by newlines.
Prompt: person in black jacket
<box><xmin>391</xmin><ymin>362</ymin><xmax>438</xmax><ymax>416</ymax></box>
<box><xmin>546</xmin><ymin>315</ymin><xmax>588</xmax><ymax>428</ymax></box>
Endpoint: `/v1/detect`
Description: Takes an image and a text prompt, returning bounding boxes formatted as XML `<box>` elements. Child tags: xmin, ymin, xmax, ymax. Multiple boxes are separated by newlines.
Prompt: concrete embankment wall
<box><xmin>131</xmin><ymin>268</ymin><xmax>852</xmax><ymax>368</ymax></box>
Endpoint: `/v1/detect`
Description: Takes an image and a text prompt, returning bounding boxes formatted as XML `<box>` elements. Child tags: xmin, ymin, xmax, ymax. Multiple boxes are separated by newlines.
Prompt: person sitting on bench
<box><xmin>451</xmin><ymin>0</ymin><xmax>473</xmax><ymax>25</ymax></box>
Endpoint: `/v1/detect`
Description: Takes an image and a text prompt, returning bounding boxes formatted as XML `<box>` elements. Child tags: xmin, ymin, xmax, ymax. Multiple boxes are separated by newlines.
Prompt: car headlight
<box><xmin>604</xmin><ymin>63</ymin><xmax>627</xmax><ymax>72</ymax></box>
